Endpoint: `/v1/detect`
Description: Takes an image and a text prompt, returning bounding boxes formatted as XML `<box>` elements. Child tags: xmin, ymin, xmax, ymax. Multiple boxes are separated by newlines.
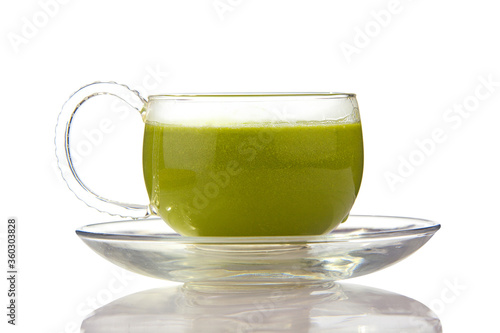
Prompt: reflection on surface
<box><xmin>81</xmin><ymin>282</ymin><xmax>441</xmax><ymax>333</ymax></box>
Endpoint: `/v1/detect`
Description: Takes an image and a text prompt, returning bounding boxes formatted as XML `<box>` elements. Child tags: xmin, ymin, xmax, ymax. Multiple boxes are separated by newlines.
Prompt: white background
<box><xmin>1</xmin><ymin>0</ymin><xmax>499</xmax><ymax>331</ymax></box>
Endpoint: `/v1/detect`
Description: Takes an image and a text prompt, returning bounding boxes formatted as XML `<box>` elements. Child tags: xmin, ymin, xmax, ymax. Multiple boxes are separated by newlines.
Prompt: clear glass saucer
<box><xmin>76</xmin><ymin>215</ymin><xmax>440</xmax><ymax>284</ymax></box>
<box><xmin>82</xmin><ymin>282</ymin><xmax>442</xmax><ymax>332</ymax></box>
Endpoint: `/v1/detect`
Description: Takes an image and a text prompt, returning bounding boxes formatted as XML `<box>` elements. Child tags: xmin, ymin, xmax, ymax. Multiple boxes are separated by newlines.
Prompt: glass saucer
<box><xmin>76</xmin><ymin>215</ymin><xmax>440</xmax><ymax>284</ymax></box>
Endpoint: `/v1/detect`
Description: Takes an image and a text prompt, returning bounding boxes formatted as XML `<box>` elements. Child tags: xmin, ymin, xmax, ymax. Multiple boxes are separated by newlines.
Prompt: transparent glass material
<box><xmin>81</xmin><ymin>282</ymin><xmax>442</xmax><ymax>332</ymax></box>
<box><xmin>55</xmin><ymin>82</ymin><xmax>149</xmax><ymax>218</ymax></box>
<box><xmin>56</xmin><ymin>82</ymin><xmax>363</xmax><ymax>236</ymax></box>
<box><xmin>76</xmin><ymin>215</ymin><xmax>440</xmax><ymax>284</ymax></box>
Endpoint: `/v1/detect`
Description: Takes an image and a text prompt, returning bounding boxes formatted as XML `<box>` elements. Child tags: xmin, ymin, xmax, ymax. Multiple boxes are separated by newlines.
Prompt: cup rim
<box><xmin>148</xmin><ymin>92</ymin><xmax>356</xmax><ymax>100</ymax></box>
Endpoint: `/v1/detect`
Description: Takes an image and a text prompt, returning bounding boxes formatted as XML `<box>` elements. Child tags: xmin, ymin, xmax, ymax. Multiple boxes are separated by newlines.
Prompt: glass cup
<box><xmin>55</xmin><ymin>82</ymin><xmax>363</xmax><ymax>236</ymax></box>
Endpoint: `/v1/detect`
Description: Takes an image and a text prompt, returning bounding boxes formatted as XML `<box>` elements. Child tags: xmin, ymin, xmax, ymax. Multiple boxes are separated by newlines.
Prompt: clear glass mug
<box><xmin>55</xmin><ymin>82</ymin><xmax>363</xmax><ymax>236</ymax></box>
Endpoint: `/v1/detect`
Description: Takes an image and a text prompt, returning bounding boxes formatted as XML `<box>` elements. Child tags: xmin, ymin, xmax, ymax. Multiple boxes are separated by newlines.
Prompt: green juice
<box><xmin>143</xmin><ymin>121</ymin><xmax>363</xmax><ymax>236</ymax></box>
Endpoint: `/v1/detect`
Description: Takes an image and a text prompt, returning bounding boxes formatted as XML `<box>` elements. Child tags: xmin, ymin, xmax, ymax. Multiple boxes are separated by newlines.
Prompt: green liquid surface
<box><xmin>143</xmin><ymin>121</ymin><xmax>363</xmax><ymax>236</ymax></box>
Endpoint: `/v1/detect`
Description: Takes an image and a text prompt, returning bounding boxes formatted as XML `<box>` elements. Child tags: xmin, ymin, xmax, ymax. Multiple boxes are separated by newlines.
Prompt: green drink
<box><xmin>143</xmin><ymin>121</ymin><xmax>363</xmax><ymax>236</ymax></box>
<box><xmin>56</xmin><ymin>84</ymin><xmax>363</xmax><ymax>236</ymax></box>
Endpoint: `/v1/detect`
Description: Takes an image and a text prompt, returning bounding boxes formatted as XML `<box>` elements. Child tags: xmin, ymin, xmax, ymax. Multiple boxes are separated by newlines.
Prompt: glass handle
<box><xmin>55</xmin><ymin>82</ymin><xmax>151</xmax><ymax>219</ymax></box>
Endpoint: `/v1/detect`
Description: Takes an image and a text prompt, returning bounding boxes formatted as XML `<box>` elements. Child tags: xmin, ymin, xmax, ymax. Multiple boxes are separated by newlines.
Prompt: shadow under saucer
<box><xmin>81</xmin><ymin>282</ymin><xmax>441</xmax><ymax>333</ymax></box>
